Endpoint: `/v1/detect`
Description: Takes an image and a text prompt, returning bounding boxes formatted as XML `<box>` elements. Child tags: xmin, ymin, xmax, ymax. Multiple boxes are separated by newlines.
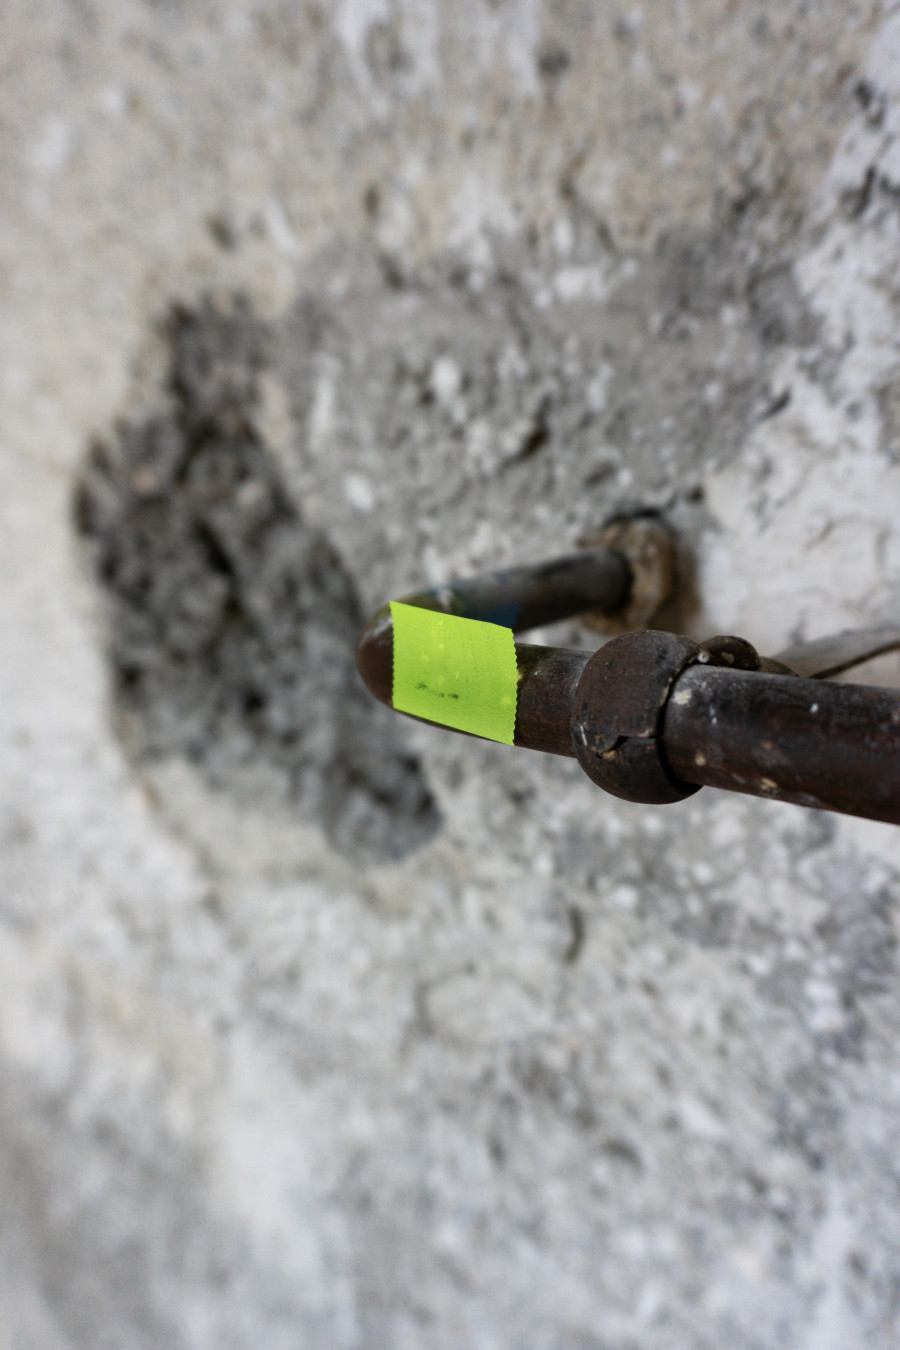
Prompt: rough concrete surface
<box><xmin>3</xmin><ymin>1</ymin><xmax>900</xmax><ymax>1346</ymax></box>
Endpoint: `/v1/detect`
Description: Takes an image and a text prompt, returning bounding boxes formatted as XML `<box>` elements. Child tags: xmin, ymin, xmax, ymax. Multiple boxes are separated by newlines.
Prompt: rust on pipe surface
<box><xmin>662</xmin><ymin>665</ymin><xmax>900</xmax><ymax>824</ymax></box>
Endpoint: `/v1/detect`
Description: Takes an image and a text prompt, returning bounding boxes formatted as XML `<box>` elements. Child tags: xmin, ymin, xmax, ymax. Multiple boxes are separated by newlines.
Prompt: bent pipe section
<box><xmin>356</xmin><ymin>547</ymin><xmax>631</xmax><ymax>758</ymax></box>
<box><xmin>356</xmin><ymin>551</ymin><xmax>900</xmax><ymax>824</ymax></box>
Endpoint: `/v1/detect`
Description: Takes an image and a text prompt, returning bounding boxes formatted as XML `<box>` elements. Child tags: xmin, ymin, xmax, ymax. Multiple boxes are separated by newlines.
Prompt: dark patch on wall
<box><xmin>876</xmin><ymin>373</ymin><xmax>900</xmax><ymax>463</ymax></box>
<box><xmin>75</xmin><ymin>298</ymin><xmax>440</xmax><ymax>862</ymax></box>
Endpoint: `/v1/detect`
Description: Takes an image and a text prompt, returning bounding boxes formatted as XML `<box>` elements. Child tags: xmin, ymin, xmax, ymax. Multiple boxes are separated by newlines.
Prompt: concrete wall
<box><xmin>3</xmin><ymin>2</ymin><xmax>900</xmax><ymax>1345</ymax></box>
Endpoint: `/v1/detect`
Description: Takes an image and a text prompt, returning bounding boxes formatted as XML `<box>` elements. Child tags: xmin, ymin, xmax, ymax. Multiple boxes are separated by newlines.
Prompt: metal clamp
<box><xmin>571</xmin><ymin>631</ymin><xmax>705</xmax><ymax>804</ymax></box>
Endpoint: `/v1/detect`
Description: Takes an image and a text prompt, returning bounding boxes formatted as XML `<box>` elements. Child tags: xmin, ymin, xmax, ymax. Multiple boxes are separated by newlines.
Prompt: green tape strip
<box><xmin>390</xmin><ymin>601</ymin><xmax>518</xmax><ymax>745</ymax></box>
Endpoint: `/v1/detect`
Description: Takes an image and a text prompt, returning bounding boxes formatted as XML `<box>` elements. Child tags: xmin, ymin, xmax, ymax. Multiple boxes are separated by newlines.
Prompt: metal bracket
<box><xmin>771</xmin><ymin>627</ymin><xmax>900</xmax><ymax>679</ymax></box>
<box><xmin>579</xmin><ymin>514</ymin><xmax>676</xmax><ymax>634</ymax></box>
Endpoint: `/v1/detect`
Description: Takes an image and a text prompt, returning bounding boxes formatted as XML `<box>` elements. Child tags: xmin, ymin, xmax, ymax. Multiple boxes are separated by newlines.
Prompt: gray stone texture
<box><xmin>3</xmin><ymin>1</ymin><xmax>900</xmax><ymax>1346</ymax></box>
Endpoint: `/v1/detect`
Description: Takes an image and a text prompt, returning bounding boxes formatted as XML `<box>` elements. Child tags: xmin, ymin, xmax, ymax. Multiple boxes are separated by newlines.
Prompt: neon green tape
<box><xmin>390</xmin><ymin>601</ymin><xmax>518</xmax><ymax>745</ymax></box>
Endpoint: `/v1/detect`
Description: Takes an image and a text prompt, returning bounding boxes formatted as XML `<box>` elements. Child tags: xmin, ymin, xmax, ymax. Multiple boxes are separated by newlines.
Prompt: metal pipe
<box><xmin>662</xmin><ymin>664</ymin><xmax>900</xmax><ymax>824</ymax></box>
<box><xmin>356</xmin><ymin>546</ymin><xmax>631</xmax><ymax>757</ymax></box>
<box><xmin>356</xmin><ymin>532</ymin><xmax>900</xmax><ymax>824</ymax></box>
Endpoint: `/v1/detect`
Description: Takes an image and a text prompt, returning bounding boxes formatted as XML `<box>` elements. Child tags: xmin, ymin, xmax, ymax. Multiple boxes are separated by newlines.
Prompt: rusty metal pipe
<box><xmin>662</xmin><ymin>664</ymin><xmax>900</xmax><ymax>824</ymax></box>
<box><xmin>356</xmin><ymin>536</ymin><xmax>900</xmax><ymax>824</ymax></box>
<box><xmin>356</xmin><ymin>547</ymin><xmax>631</xmax><ymax>757</ymax></box>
